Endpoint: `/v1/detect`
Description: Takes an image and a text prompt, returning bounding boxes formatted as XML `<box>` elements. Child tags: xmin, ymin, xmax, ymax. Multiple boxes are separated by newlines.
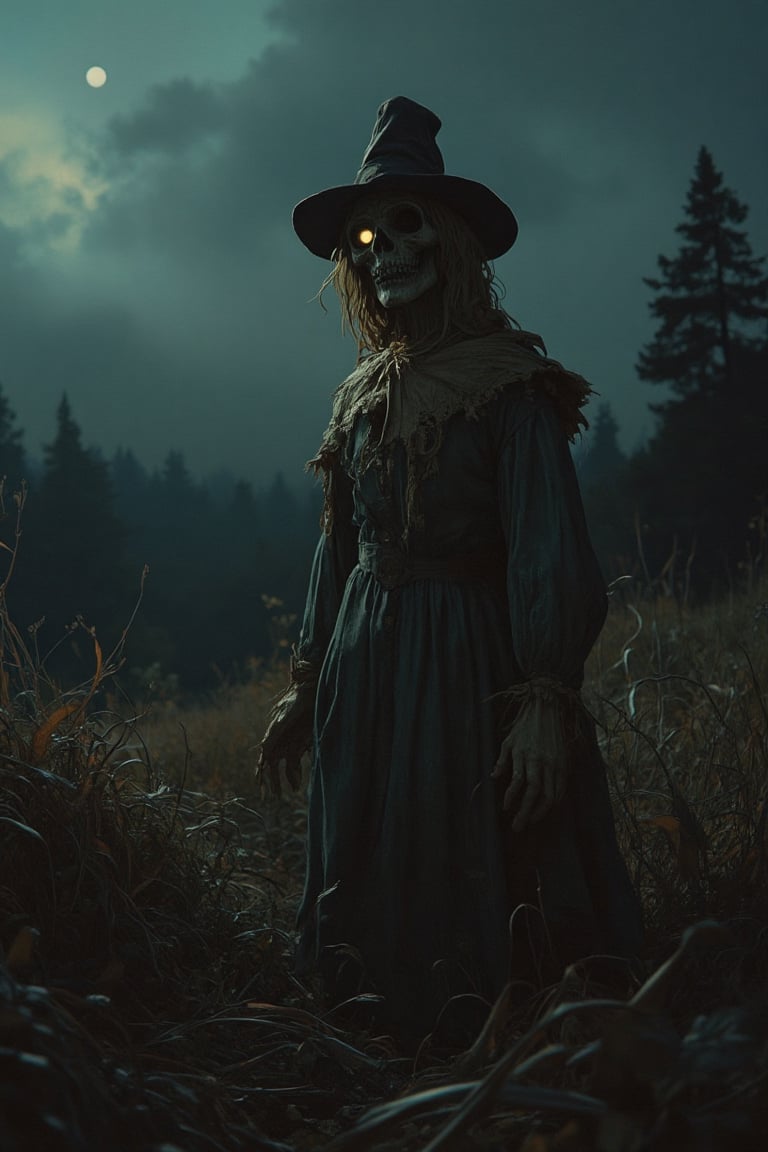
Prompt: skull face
<box><xmin>346</xmin><ymin>196</ymin><xmax>439</xmax><ymax>308</ymax></box>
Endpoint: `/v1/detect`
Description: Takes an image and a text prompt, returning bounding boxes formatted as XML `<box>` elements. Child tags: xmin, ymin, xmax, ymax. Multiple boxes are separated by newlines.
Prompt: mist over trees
<box><xmin>577</xmin><ymin>402</ymin><xmax>631</xmax><ymax>574</ymax></box>
<box><xmin>1</xmin><ymin>147</ymin><xmax>766</xmax><ymax>690</ymax></box>
<box><xmin>0</xmin><ymin>385</ymin><xmax>25</xmax><ymax>487</ymax></box>
<box><xmin>0</xmin><ymin>388</ymin><xmax>321</xmax><ymax>690</ymax></box>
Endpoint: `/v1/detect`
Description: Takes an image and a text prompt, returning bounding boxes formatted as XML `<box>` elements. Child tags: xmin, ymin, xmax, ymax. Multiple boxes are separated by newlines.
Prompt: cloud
<box><xmin>1</xmin><ymin>0</ymin><xmax>766</xmax><ymax>486</ymax></box>
<box><xmin>106</xmin><ymin>79</ymin><xmax>228</xmax><ymax>159</ymax></box>
<box><xmin>0</xmin><ymin>112</ymin><xmax>100</xmax><ymax>254</ymax></box>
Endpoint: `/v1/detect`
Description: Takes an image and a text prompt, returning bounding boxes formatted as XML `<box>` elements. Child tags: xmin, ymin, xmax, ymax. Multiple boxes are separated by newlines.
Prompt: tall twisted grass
<box><xmin>133</xmin><ymin>572</ymin><xmax>768</xmax><ymax>1147</ymax></box>
<box><xmin>3</xmin><ymin>466</ymin><xmax>768</xmax><ymax>1149</ymax></box>
<box><xmin>0</xmin><ymin>493</ymin><xmax>300</xmax><ymax>1149</ymax></box>
<box><xmin>589</xmin><ymin>582</ymin><xmax>768</xmax><ymax>988</ymax></box>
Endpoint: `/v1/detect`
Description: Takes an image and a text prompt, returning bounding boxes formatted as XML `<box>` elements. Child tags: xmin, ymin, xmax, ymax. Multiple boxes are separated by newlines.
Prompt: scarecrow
<box><xmin>259</xmin><ymin>97</ymin><xmax>642</xmax><ymax>1037</ymax></box>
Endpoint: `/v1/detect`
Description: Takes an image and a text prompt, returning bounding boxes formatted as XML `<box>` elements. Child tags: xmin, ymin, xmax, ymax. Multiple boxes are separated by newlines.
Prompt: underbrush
<box><xmin>589</xmin><ymin>583</ymin><xmax>768</xmax><ymax>1000</ymax></box>
<box><xmin>3</xmin><ymin>500</ymin><xmax>768</xmax><ymax>1149</ymax></box>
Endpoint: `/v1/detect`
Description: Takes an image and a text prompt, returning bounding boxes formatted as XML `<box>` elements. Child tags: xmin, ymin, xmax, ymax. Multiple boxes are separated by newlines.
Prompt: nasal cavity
<box><xmin>372</xmin><ymin>228</ymin><xmax>395</xmax><ymax>254</ymax></box>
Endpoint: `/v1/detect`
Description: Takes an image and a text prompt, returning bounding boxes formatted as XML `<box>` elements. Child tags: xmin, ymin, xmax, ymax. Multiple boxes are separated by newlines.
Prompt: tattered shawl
<box><xmin>308</xmin><ymin>329</ymin><xmax>593</xmax><ymax>535</ymax></box>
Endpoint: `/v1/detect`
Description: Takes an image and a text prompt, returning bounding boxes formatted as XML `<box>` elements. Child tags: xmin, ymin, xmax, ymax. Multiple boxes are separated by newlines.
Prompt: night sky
<box><xmin>2</xmin><ymin>0</ymin><xmax>766</xmax><ymax>488</ymax></box>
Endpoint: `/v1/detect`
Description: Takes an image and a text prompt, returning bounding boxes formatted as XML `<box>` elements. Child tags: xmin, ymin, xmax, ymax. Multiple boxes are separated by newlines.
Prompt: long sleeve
<box><xmin>497</xmin><ymin>391</ymin><xmax>606</xmax><ymax>690</ymax></box>
<box><xmin>296</xmin><ymin>460</ymin><xmax>359</xmax><ymax>672</ymax></box>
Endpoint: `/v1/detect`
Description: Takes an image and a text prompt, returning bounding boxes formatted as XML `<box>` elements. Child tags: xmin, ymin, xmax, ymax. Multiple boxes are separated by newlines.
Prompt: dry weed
<box><xmin>3</xmin><ymin>476</ymin><xmax>768</xmax><ymax>1148</ymax></box>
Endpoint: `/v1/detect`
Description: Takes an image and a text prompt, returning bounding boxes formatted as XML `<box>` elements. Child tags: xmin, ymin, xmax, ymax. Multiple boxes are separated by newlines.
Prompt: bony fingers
<box><xmin>503</xmin><ymin>768</ymin><xmax>526</xmax><ymax>810</ymax></box>
<box><xmin>512</xmin><ymin>778</ymin><xmax>541</xmax><ymax>833</ymax></box>
<box><xmin>490</xmin><ymin>755</ymin><xmax>508</xmax><ymax>779</ymax></box>
<box><xmin>492</xmin><ymin>753</ymin><xmax>514</xmax><ymax>783</ymax></box>
<box><xmin>512</xmin><ymin>804</ymin><xmax>534</xmax><ymax>833</ymax></box>
<box><xmin>531</xmin><ymin>763</ymin><xmax>565</xmax><ymax>822</ymax></box>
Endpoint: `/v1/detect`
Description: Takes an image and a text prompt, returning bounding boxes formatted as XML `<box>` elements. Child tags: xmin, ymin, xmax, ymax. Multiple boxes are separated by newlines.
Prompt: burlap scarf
<box><xmin>308</xmin><ymin>329</ymin><xmax>593</xmax><ymax>536</ymax></box>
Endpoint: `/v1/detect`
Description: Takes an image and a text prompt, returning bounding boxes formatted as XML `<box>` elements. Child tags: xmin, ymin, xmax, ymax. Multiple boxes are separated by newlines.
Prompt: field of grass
<box><xmin>2</xmin><ymin>569</ymin><xmax>768</xmax><ymax>1149</ymax></box>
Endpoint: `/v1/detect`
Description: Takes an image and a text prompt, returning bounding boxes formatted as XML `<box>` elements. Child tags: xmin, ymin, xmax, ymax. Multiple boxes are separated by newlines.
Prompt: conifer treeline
<box><xmin>1</xmin><ymin>146</ymin><xmax>766</xmax><ymax>689</ymax></box>
<box><xmin>0</xmin><ymin>391</ymin><xmax>321</xmax><ymax>690</ymax></box>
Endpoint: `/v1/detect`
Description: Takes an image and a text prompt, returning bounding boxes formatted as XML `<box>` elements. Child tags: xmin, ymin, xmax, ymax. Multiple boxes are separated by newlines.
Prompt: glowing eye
<box><xmin>357</xmin><ymin>228</ymin><xmax>374</xmax><ymax>246</ymax></box>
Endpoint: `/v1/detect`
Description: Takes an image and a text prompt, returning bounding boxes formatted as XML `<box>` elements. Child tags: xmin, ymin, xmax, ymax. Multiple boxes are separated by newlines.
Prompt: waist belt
<box><xmin>358</xmin><ymin>540</ymin><xmax>506</xmax><ymax>591</ymax></box>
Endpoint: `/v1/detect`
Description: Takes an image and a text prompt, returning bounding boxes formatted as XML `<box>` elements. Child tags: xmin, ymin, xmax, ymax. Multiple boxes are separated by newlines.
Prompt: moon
<box><xmin>86</xmin><ymin>66</ymin><xmax>107</xmax><ymax>88</ymax></box>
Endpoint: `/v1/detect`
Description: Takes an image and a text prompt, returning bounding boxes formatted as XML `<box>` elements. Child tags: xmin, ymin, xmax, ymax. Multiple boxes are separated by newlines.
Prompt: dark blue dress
<box><xmin>294</xmin><ymin>355</ymin><xmax>642</xmax><ymax>1033</ymax></box>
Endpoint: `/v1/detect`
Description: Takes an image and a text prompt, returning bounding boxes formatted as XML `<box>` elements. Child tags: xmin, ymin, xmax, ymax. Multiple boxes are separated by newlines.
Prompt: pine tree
<box><xmin>159</xmin><ymin>450</ymin><xmax>196</xmax><ymax>503</ymax></box>
<box><xmin>110</xmin><ymin>447</ymin><xmax>149</xmax><ymax>521</ymax></box>
<box><xmin>638</xmin><ymin>147</ymin><xmax>768</xmax><ymax>401</ymax></box>
<box><xmin>0</xmin><ymin>380</ymin><xmax>26</xmax><ymax>486</ymax></box>
<box><xmin>41</xmin><ymin>395</ymin><xmax>116</xmax><ymax>512</ymax></box>
<box><xmin>632</xmin><ymin>150</ymin><xmax>768</xmax><ymax>586</ymax></box>
<box><xmin>579</xmin><ymin>402</ymin><xmax>626</xmax><ymax>488</ymax></box>
<box><xmin>16</xmin><ymin>395</ymin><xmax>129</xmax><ymax>653</ymax></box>
<box><xmin>578</xmin><ymin>403</ymin><xmax>632</xmax><ymax>579</ymax></box>
<box><xmin>263</xmin><ymin>471</ymin><xmax>299</xmax><ymax>539</ymax></box>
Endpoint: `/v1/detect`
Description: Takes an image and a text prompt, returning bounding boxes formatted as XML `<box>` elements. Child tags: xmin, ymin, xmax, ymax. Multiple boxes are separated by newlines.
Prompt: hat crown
<box><xmin>355</xmin><ymin>96</ymin><xmax>445</xmax><ymax>186</ymax></box>
<box><xmin>292</xmin><ymin>95</ymin><xmax>518</xmax><ymax>261</ymax></box>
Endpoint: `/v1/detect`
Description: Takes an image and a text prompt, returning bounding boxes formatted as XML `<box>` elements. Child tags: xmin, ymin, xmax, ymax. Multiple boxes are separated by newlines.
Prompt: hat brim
<box><xmin>292</xmin><ymin>174</ymin><xmax>518</xmax><ymax>261</ymax></box>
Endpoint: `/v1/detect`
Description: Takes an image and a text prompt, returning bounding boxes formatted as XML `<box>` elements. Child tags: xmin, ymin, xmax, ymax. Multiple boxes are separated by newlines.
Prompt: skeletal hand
<box><xmin>256</xmin><ymin>682</ymin><xmax>315</xmax><ymax>797</ymax></box>
<box><xmin>491</xmin><ymin>693</ymin><xmax>567</xmax><ymax>833</ymax></box>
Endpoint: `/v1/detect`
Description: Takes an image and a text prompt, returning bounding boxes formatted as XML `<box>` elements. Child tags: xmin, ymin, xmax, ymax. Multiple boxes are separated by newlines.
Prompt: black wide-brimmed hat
<box><xmin>292</xmin><ymin>96</ymin><xmax>518</xmax><ymax>261</ymax></box>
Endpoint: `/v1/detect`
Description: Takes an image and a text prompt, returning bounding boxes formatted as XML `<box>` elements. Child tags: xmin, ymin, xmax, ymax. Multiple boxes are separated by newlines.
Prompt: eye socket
<box><xmin>347</xmin><ymin>221</ymin><xmax>373</xmax><ymax>248</ymax></box>
<box><xmin>390</xmin><ymin>205</ymin><xmax>423</xmax><ymax>233</ymax></box>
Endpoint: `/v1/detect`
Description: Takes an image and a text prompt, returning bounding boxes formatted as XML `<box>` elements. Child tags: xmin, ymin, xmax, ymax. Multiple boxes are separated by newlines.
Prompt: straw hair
<box><xmin>317</xmin><ymin>196</ymin><xmax>519</xmax><ymax>356</ymax></box>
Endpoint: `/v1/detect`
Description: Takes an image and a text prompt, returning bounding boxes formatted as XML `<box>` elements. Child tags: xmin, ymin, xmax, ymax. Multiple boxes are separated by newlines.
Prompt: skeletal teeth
<box><xmin>373</xmin><ymin>264</ymin><xmax>418</xmax><ymax>281</ymax></box>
